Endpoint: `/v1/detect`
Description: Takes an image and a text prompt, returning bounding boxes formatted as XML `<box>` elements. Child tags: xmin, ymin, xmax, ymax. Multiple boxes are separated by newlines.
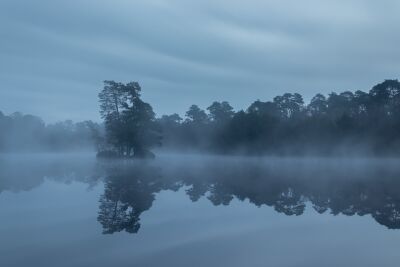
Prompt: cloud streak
<box><xmin>1</xmin><ymin>0</ymin><xmax>399</xmax><ymax>122</ymax></box>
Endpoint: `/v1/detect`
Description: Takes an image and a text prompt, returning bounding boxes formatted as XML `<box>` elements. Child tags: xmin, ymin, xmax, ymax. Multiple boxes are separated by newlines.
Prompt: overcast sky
<box><xmin>1</xmin><ymin>0</ymin><xmax>399</xmax><ymax>122</ymax></box>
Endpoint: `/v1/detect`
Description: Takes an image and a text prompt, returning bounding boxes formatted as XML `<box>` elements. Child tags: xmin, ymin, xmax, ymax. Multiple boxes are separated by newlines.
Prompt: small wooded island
<box><xmin>96</xmin><ymin>81</ymin><xmax>160</xmax><ymax>158</ymax></box>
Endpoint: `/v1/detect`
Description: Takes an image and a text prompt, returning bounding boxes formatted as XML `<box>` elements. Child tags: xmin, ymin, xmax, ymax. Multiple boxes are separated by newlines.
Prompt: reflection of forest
<box><xmin>2</xmin><ymin>156</ymin><xmax>400</xmax><ymax>233</ymax></box>
<box><xmin>97</xmin><ymin>158</ymin><xmax>400</xmax><ymax>233</ymax></box>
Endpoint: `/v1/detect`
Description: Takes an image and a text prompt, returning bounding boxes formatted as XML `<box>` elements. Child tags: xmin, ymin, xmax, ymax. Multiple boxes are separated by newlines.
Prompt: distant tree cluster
<box><xmin>158</xmin><ymin>79</ymin><xmax>400</xmax><ymax>155</ymax></box>
<box><xmin>0</xmin><ymin>111</ymin><xmax>99</xmax><ymax>152</ymax></box>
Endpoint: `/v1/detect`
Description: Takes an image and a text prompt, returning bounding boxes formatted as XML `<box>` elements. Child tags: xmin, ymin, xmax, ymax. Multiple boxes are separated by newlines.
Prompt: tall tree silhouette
<box><xmin>98</xmin><ymin>81</ymin><xmax>160</xmax><ymax>158</ymax></box>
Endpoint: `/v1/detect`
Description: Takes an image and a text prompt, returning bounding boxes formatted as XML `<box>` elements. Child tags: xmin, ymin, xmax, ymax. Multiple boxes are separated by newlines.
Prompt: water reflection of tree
<box><xmin>96</xmin><ymin>159</ymin><xmax>400</xmax><ymax>234</ymax></box>
<box><xmin>97</xmin><ymin>163</ymin><xmax>181</xmax><ymax>234</ymax></box>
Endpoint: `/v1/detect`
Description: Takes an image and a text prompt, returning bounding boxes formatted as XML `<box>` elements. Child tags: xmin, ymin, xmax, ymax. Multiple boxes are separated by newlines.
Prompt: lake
<box><xmin>1</xmin><ymin>153</ymin><xmax>400</xmax><ymax>267</ymax></box>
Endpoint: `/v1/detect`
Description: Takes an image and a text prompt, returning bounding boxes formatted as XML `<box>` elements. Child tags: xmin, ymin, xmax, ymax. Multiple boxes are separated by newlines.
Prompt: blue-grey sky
<box><xmin>1</xmin><ymin>0</ymin><xmax>399</xmax><ymax>122</ymax></box>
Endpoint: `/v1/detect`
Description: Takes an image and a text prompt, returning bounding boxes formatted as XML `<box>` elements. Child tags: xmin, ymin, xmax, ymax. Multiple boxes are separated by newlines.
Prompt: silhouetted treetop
<box><xmin>207</xmin><ymin>101</ymin><xmax>234</xmax><ymax>122</ymax></box>
<box><xmin>185</xmin><ymin>105</ymin><xmax>208</xmax><ymax>124</ymax></box>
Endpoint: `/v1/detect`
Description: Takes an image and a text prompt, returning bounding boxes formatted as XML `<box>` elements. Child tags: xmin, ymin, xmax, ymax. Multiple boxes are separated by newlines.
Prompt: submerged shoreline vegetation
<box><xmin>1</xmin><ymin>79</ymin><xmax>400</xmax><ymax>156</ymax></box>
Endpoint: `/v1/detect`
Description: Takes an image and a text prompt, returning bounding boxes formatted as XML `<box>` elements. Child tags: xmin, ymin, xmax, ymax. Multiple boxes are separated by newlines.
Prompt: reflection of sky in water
<box><xmin>1</xmin><ymin>154</ymin><xmax>400</xmax><ymax>266</ymax></box>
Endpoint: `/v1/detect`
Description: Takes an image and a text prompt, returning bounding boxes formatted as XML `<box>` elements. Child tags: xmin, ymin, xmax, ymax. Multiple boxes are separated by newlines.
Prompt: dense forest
<box><xmin>158</xmin><ymin>79</ymin><xmax>400</xmax><ymax>155</ymax></box>
<box><xmin>97</xmin><ymin>79</ymin><xmax>400</xmax><ymax>157</ymax></box>
<box><xmin>2</xmin><ymin>79</ymin><xmax>400</xmax><ymax>156</ymax></box>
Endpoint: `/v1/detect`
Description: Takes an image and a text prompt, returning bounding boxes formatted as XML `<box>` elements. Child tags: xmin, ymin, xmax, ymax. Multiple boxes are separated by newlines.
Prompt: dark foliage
<box><xmin>2</xmin><ymin>79</ymin><xmax>400</xmax><ymax>155</ymax></box>
<box><xmin>97</xmin><ymin>81</ymin><xmax>160</xmax><ymax>158</ymax></box>
<box><xmin>158</xmin><ymin>79</ymin><xmax>400</xmax><ymax>155</ymax></box>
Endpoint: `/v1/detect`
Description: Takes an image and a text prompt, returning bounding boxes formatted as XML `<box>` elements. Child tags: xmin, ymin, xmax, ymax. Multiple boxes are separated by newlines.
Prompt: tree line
<box><xmin>2</xmin><ymin>79</ymin><xmax>400</xmax><ymax>155</ymax></box>
<box><xmin>98</xmin><ymin>79</ymin><xmax>400</xmax><ymax>157</ymax></box>
<box><xmin>0</xmin><ymin>111</ymin><xmax>100</xmax><ymax>152</ymax></box>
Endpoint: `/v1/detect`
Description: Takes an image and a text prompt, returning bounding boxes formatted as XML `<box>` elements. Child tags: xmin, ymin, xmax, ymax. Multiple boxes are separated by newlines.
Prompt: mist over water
<box><xmin>2</xmin><ymin>0</ymin><xmax>400</xmax><ymax>265</ymax></box>
<box><xmin>1</xmin><ymin>153</ymin><xmax>400</xmax><ymax>266</ymax></box>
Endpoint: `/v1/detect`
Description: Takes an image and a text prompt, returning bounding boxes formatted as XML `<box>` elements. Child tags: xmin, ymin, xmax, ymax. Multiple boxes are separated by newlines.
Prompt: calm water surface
<box><xmin>1</xmin><ymin>153</ymin><xmax>400</xmax><ymax>267</ymax></box>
